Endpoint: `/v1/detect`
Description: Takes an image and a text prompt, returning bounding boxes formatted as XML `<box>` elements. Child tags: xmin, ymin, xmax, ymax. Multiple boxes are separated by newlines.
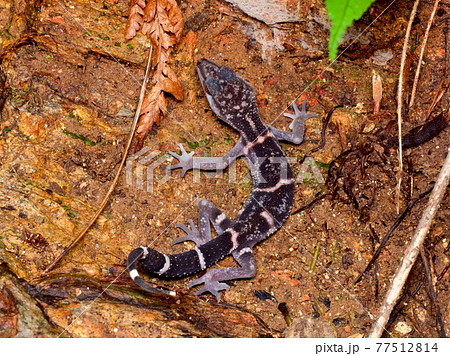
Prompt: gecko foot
<box><xmin>284</xmin><ymin>99</ymin><xmax>316</xmax><ymax>130</ymax></box>
<box><xmin>188</xmin><ymin>276</ymin><xmax>230</xmax><ymax>300</ymax></box>
<box><xmin>168</xmin><ymin>143</ymin><xmax>195</xmax><ymax>177</ymax></box>
<box><xmin>173</xmin><ymin>219</ymin><xmax>206</xmax><ymax>246</ymax></box>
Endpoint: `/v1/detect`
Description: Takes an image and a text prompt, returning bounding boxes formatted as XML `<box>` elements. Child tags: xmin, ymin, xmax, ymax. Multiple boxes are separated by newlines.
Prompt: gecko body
<box><xmin>127</xmin><ymin>59</ymin><xmax>315</xmax><ymax>299</ymax></box>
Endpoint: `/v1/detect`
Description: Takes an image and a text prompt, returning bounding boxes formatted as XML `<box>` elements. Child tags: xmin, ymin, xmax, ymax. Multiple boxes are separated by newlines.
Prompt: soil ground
<box><xmin>0</xmin><ymin>0</ymin><xmax>448</xmax><ymax>337</ymax></box>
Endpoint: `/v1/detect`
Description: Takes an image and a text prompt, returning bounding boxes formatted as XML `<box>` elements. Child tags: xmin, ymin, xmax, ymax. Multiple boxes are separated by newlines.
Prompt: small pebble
<box><xmin>394</xmin><ymin>321</ymin><xmax>412</xmax><ymax>335</ymax></box>
<box><xmin>253</xmin><ymin>290</ymin><xmax>276</xmax><ymax>302</ymax></box>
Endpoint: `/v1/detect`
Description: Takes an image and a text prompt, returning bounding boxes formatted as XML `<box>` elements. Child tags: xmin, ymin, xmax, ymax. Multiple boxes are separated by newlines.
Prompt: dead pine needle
<box><xmin>43</xmin><ymin>46</ymin><xmax>154</xmax><ymax>274</ymax></box>
<box><xmin>395</xmin><ymin>0</ymin><xmax>421</xmax><ymax>214</ymax></box>
<box><xmin>368</xmin><ymin>147</ymin><xmax>450</xmax><ymax>338</ymax></box>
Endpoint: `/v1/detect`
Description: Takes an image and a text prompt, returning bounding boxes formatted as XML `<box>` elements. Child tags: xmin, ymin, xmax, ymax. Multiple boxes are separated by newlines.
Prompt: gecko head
<box><xmin>197</xmin><ymin>59</ymin><xmax>260</xmax><ymax>134</ymax></box>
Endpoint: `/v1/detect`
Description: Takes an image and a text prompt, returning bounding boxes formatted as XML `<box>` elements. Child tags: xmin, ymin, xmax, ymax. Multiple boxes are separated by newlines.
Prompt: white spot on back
<box><xmin>254</xmin><ymin>178</ymin><xmax>294</xmax><ymax>193</ymax></box>
<box><xmin>157</xmin><ymin>254</ymin><xmax>171</xmax><ymax>275</ymax></box>
<box><xmin>242</xmin><ymin>130</ymin><xmax>273</xmax><ymax>155</ymax></box>
<box><xmin>195</xmin><ymin>247</ymin><xmax>206</xmax><ymax>270</ymax></box>
<box><xmin>260</xmin><ymin>211</ymin><xmax>276</xmax><ymax>234</ymax></box>
<box><xmin>215</xmin><ymin>212</ymin><xmax>227</xmax><ymax>225</ymax></box>
<box><xmin>226</xmin><ymin>227</ymin><xmax>240</xmax><ymax>252</ymax></box>
<box><xmin>237</xmin><ymin>247</ymin><xmax>252</xmax><ymax>258</ymax></box>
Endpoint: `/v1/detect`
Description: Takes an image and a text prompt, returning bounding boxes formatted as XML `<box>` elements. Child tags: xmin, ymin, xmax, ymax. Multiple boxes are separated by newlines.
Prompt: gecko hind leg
<box><xmin>173</xmin><ymin>199</ymin><xmax>233</xmax><ymax>247</ymax></box>
<box><xmin>188</xmin><ymin>248</ymin><xmax>256</xmax><ymax>300</ymax></box>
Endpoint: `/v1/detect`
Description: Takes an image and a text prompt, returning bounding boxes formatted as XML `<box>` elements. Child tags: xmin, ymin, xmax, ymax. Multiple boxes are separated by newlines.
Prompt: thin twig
<box><xmin>310</xmin><ymin>105</ymin><xmax>342</xmax><ymax>154</ymax></box>
<box><xmin>438</xmin><ymin>262</ymin><xmax>450</xmax><ymax>281</ymax></box>
<box><xmin>420</xmin><ymin>247</ymin><xmax>447</xmax><ymax>337</ymax></box>
<box><xmin>368</xmin><ymin>147</ymin><xmax>450</xmax><ymax>338</ymax></box>
<box><xmin>425</xmin><ymin>79</ymin><xmax>449</xmax><ymax>119</ymax></box>
<box><xmin>43</xmin><ymin>46</ymin><xmax>154</xmax><ymax>274</ymax></box>
<box><xmin>354</xmin><ymin>184</ymin><xmax>434</xmax><ymax>285</ymax></box>
<box><xmin>396</xmin><ymin>0</ymin><xmax>421</xmax><ymax>214</ymax></box>
<box><xmin>291</xmin><ymin>192</ymin><xmax>327</xmax><ymax>215</ymax></box>
<box><xmin>409</xmin><ymin>0</ymin><xmax>441</xmax><ymax>108</ymax></box>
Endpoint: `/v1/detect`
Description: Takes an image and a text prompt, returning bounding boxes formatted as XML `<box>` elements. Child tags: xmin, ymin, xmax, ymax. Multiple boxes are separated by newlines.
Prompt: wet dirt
<box><xmin>0</xmin><ymin>0</ymin><xmax>448</xmax><ymax>337</ymax></box>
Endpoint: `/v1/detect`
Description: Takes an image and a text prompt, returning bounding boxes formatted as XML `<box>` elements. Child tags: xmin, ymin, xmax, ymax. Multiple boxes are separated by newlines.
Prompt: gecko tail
<box><xmin>127</xmin><ymin>247</ymin><xmax>176</xmax><ymax>297</ymax></box>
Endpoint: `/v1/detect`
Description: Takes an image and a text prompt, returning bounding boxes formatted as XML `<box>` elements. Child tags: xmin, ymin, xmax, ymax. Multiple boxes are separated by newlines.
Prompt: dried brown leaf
<box><xmin>136</xmin><ymin>87</ymin><xmax>167</xmax><ymax>150</ymax></box>
<box><xmin>141</xmin><ymin>19</ymin><xmax>157</xmax><ymax>40</ymax></box>
<box><xmin>143</xmin><ymin>1</ymin><xmax>157</xmax><ymax>22</ymax></box>
<box><xmin>161</xmin><ymin>65</ymin><xmax>183</xmax><ymax>100</ymax></box>
<box><xmin>155</xmin><ymin>0</ymin><xmax>183</xmax><ymax>49</ymax></box>
<box><xmin>126</xmin><ymin>0</ymin><xmax>184</xmax><ymax>147</ymax></box>
<box><xmin>141</xmin><ymin>85</ymin><xmax>166</xmax><ymax>114</ymax></box>
<box><xmin>164</xmin><ymin>0</ymin><xmax>183</xmax><ymax>39</ymax></box>
<box><xmin>125</xmin><ymin>0</ymin><xmax>146</xmax><ymax>40</ymax></box>
<box><xmin>136</xmin><ymin>83</ymin><xmax>167</xmax><ymax>151</ymax></box>
<box><xmin>136</xmin><ymin>103</ymin><xmax>160</xmax><ymax>140</ymax></box>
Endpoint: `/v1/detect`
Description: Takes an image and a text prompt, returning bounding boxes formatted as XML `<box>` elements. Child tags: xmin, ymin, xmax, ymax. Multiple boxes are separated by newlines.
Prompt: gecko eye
<box><xmin>205</xmin><ymin>78</ymin><xmax>221</xmax><ymax>96</ymax></box>
<box><xmin>219</xmin><ymin>67</ymin><xmax>235</xmax><ymax>81</ymax></box>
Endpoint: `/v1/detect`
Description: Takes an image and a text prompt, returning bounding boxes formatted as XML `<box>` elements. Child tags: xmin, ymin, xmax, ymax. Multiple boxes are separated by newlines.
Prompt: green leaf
<box><xmin>326</xmin><ymin>0</ymin><xmax>376</xmax><ymax>60</ymax></box>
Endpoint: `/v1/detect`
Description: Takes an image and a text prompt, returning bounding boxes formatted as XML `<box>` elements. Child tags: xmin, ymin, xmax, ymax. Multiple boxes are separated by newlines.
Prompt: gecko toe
<box><xmin>192</xmin><ymin>281</ymin><xmax>230</xmax><ymax>300</ymax></box>
<box><xmin>174</xmin><ymin>220</ymin><xmax>203</xmax><ymax>246</ymax></box>
<box><xmin>168</xmin><ymin>151</ymin><xmax>180</xmax><ymax>159</ymax></box>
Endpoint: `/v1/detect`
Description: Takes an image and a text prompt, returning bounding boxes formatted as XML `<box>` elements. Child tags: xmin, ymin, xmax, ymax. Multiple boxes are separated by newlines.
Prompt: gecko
<box><xmin>127</xmin><ymin>59</ymin><xmax>315</xmax><ymax>300</ymax></box>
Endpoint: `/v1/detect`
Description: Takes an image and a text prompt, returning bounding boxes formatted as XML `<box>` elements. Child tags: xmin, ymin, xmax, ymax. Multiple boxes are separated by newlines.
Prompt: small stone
<box><xmin>372</xmin><ymin>49</ymin><xmax>394</xmax><ymax>66</ymax></box>
<box><xmin>332</xmin><ymin>317</ymin><xmax>346</xmax><ymax>326</ymax></box>
<box><xmin>394</xmin><ymin>321</ymin><xmax>412</xmax><ymax>335</ymax></box>
<box><xmin>363</xmin><ymin>122</ymin><xmax>376</xmax><ymax>133</ymax></box>
<box><xmin>253</xmin><ymin>290</ymin><xmax>276</xmax><ymax>302</ymax></box>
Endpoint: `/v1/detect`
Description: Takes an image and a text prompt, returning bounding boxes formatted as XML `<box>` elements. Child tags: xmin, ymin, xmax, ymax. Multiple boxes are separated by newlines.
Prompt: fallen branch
<box><xmin>368</xmin><ymin>147</ymin><xmax>450</xmax><ymax>338</ymax></box>
<box><xmin>43</xmin><ymin>47</ymin><xmax>154</xmax><ymax>274</ymax></box>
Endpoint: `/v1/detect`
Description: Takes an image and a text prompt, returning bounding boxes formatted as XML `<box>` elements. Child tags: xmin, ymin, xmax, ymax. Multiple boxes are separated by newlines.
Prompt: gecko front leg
<box><xmin>168</xmin><ymin>143</ymin><xmax>195</xmax><ymax>177</ymax></box>
<box><xmin>269</xmin><ymin>99</ymin><xmax>316</xmax><ymax>145</ymax></box>
<box><xmin>188</xmin><ymin>247</ymin><xmax>256</xmax><ymax>300</ymax></box>
<box><xmin>169</xmin><ymin>139</ymin><xmax>245</xmax><ymax>177</ymax></box>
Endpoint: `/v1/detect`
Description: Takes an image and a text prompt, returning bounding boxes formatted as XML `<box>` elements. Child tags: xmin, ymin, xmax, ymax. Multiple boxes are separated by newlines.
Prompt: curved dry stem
<box><xmin>43</xmin><ymin>46</ymin><xmax>154</xmax><ymax>274</ymax></box>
